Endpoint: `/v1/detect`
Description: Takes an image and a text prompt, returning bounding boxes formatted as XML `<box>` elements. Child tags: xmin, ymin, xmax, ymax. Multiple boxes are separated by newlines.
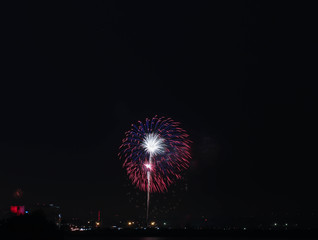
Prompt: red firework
<box><xmin>119</xmin><ymin>116</ymin><xmax>191</xmax><ymax>193</ymax></box>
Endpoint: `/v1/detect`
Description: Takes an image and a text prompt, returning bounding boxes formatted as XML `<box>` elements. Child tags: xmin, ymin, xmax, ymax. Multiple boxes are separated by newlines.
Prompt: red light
<box><xmin>10</xmin><ymin>206</ymin><xmax>25</xmax><ymax>216</ymax></box>
<box><xmin>10</xmin><ymin>206</ymin><xmax>17</xmax><ymax>214</ymax></box>
<box><xmin>17</xmin><ymin>206</ymin><xmax>25</xmax><ymax>216</ymax></box>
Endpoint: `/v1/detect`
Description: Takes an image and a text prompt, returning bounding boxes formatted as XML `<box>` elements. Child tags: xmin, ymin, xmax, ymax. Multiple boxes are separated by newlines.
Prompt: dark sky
<box><xmin>1</xmin><ymin>1</ymin><xmax>317</xmax><ymax>225</ymax></box>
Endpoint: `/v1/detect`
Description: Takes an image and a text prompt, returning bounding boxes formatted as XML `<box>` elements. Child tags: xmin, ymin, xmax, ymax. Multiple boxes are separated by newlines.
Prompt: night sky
<box><xmin>1</xmin><ymin>2</ymin><xmax>317</xmax><ymax>225</ymax></box>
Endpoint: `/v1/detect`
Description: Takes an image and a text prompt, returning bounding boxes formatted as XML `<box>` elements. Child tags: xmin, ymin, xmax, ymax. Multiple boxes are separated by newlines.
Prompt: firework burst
<box><xmin>119</xmin><ymin>116</ymin><xmax>191</xmax><ymax>193</ymax></box>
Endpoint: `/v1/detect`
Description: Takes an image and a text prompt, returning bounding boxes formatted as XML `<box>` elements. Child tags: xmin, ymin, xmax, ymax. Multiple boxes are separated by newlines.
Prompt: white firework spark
<box><xmin>141</xmin><ymin>133</ymin><xmax>165</xmax><ymax>156</ymax></box>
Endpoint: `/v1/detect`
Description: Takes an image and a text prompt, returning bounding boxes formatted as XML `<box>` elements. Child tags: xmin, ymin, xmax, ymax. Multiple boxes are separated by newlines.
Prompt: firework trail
<box><xmin>119</xmin><ymin>116</ymin><xmax>191</xmax><ymax>226</ymax></box>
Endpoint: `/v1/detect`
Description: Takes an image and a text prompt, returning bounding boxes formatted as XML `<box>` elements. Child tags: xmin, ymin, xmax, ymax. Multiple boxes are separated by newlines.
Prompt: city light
<box><xmin>151</xmin><ymin>221</ymin><xmax>155</xmax><ymax>226</ymax></box>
